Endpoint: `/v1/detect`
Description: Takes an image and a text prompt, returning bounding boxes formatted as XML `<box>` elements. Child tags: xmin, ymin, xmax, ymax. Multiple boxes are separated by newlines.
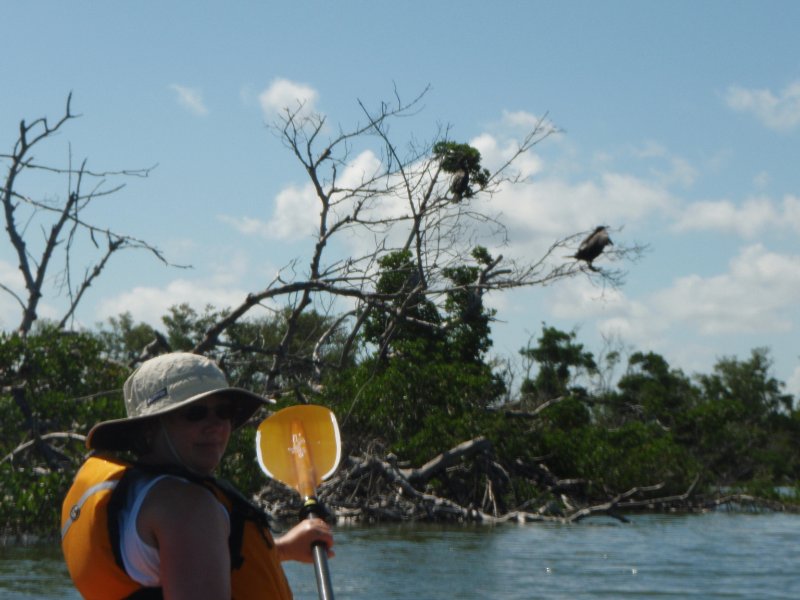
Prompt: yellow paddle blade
<box><xmin>256</xmin><ymin>404</ymin><xmax>341</xmax><ymax>498</ymax></box>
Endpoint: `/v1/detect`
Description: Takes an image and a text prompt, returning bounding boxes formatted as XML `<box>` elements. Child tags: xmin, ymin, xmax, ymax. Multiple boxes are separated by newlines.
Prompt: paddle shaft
<box><xmin>292</xmin><ymin>420</ymin><xmax>335</xmax><ymax>600</ymax></box>
<box><xmin>305</xmin><ymin>500</ymin><xmax>335</xmax><ymax>600</ymax></box>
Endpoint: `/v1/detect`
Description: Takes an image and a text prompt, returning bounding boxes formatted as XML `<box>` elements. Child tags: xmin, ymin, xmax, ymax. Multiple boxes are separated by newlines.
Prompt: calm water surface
<box><xmin>2</xmin><ymin>513</ymin><xmax>798</xmax><ymax>599</ymax></box>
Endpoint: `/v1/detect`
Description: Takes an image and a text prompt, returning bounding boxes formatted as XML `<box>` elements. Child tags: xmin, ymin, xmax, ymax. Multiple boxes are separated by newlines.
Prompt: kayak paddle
<box><xmin>256</xmin><ymin>404</ymin><xmax>341</xmax><ymax>600</ymax></box>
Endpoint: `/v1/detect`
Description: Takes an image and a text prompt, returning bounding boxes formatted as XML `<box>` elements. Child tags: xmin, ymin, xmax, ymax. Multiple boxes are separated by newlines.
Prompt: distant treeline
<box><xmin>1</xmin><ymin>309</ymin><xmax>798</xmax><ymax>535</ymax></box>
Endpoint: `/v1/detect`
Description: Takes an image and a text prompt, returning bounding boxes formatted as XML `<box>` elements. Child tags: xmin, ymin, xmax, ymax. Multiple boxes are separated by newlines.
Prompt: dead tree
<box><xmin>1</xmin><ymin>93</ymin><xmax>178</xmax><ymax>337</ymax></box>
<box><xmin>1</xmin><ymin>94</ymin><xmax>179</xmax><ymax>464</ymax></box>
<box><xmin>191</xmin><ymin>87</ymin><xmax>647</xmax><ymax>399</ymax></box>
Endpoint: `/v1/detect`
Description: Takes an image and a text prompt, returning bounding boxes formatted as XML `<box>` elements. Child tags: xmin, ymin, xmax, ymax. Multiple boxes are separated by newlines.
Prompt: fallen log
<box><xmin>401</xmin><ymin>436</ymin><xmax>491</xmax><ymax>484</ymax></box>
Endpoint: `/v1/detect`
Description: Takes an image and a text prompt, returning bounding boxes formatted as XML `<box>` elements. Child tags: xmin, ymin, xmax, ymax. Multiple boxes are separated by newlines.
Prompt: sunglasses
<box><xmin>179</xmin><ymin>403</ymin><xmax>237</xmax><ymax>423</ymax></box>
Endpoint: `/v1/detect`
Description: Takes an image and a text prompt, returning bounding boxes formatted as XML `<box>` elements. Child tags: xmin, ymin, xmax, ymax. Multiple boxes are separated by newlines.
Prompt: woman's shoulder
<box><xmin>135</xmin><ymin>477</ymin><xmax>227</xmax><ymax>544</ymax></box>
<box><xmin>146</xmin><ymin>476</ymin><xmax>224</xmax><ymax>517</ymax></box>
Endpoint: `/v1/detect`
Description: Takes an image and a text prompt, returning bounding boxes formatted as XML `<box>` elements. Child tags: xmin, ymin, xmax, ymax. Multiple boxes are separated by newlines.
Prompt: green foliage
<box><xmin>433</xmin><ymin>142</ymin><xmax>490</xmax><ymax>183</ymax></box>
<box><xmin>95</xmin><ymin>312</ymin><xmax>158</xmax><ymax>364</ymax></box>
<box><xmin>1</xmin><ymin>310</ymin><xmax>799</xmax><ymax>536</ymax></box>
<box><xmin>519</xmin><ymin>325</ymin><xmax>597</xmax><ymax>402</ymax></box>
<box><xmin>0</xmin><ymin>468</ymin><xmax>73</xmax><ymax>537</ymax></box>
<box><xmin>325</xmin><ymin>337</ymin><xmax>503</xmax><ymax>464</ymax></box>
<box><xmin>605</xmin><ymin>351</ymin><xmax>699</xmax><ymax>431</ymax></box>
<box><xmin>433</xmin><ymin>141</ymin><xmax>491</xmax><ymax>199</ymax></box>
<box><xmin>331</xmin><ymin>247</ymin><xmax>505</xmax><ymax>464</ymax></box>
<box><xmin>441</xmin><ymin>247</ymin><xmax>497</xmax><ymax>363</ymax></box>
<box><xmin>362</xmin><ymin>250</ymin><xmax>443</xmax><ymax>353</ymax></box>
<box><xmin>0</xmin><ymin>324</ymin><xmax>128</xmax><ymax>536</ymax></box>
<box><xmin>675</xmin><ymin>348</ymin><xmax>796</xmax><ymax>485</ymax></box>
<box><xmin>162</xmin><ymin>303</ymin><xmax>222</xmax><ymax>350</ymax></box>
<box><xmin>505</xmin><ymin>325</ymin><xmax>799</xmax><ymax>503</ymax></box>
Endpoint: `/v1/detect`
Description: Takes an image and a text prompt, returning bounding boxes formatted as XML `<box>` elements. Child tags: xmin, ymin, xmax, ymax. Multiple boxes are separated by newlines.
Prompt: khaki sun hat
<box><xmin>87</xmin><ymin>352</ymin><xmax>272</xmax><ymax>451</ymax></box>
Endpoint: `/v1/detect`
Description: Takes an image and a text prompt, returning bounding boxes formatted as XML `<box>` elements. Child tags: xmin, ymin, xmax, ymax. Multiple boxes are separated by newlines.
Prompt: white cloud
<box><xmin>647</xmin><ymin>244</ymin><xmax>799</xmax><ymax>336</ymax></box>
<box><xmin>501</xmin><ymin>109</ymin><xmax>546</xmax><ymax>129</ymax></box>
<box><xmin>207</xmin><ymin>249</ymin><xmax>252</xmax><ymax>287</ymax></box>
<box><xmin>788</xmin><ymin>365</ymin><xmax>800</xmax><ymax>399</ymax></box>
<box><xmin>258</xmin><ymin>78</ymin><xmax>319</xmax><ymax>119</ymax></box>
<box><xmin>753</xmin><ymin>171</ymin><xmax>770</xmax><ymax>189</ymax></box>
<box><xmin>474</xmin><ymin>132</ymin><xmax>674</xmax><ymax>234</ymax></box>
<box><xmin>0</xmin><ymin>259</ymin><xmax>62</xmax><ymax>329</ymax></box>
<box><xmin>544</xmin><ymin>279</ymin><xmax>662</xmax><ymax>353</ymax></box>
<box><xmin>95</xmin><ymin>278</ymin><xmax>251</xmax><ymax>328</ymax></box>
<box><xmin>499</xmin><ymin>109</ymin><xmax>559</xmax><ymax>135</ymax></box>
<box><xmin>214</xmin><ymin>147</ymin><xmax>398</xmax><ymax>269</ymax></box>
<box><xmin>244</xmin><ymin>122</ymin><xmax>678</xmax><ymax>270</ymax></box>
<box><xmin>218</xmin><ymin>214</ymin><xmax>269</xmax><ymax>237</ymax></box>
<box><xmin>169</xmin><ymin>84</ymin><xmax>209</xmax><ymax>116</ymax></box>
<box><xmin>0</xmin><ymin>259</ymin><xmax>21</xmax><ymax>291</ymax></box>
<box><xmin>632</xmin><ymin>141</ymin><xmax>697</xmax><ymax>188</ymax></box>
<box><xmin>336</xmin><ymin>150</ymin><xmax>384</xmax><ymax>192</ymax></box>
<box><xmin>784</xmin><ymin>194</ymin><xmax>800</xmax><ymax>233</ymax></box>
<box><xmin>258</xmin><ymin>149</ymin><xmax>399</xmax><ymax>249</ymax></box>
<box><xmin>547</xmin><ymin>243</ymin><xmax>800</xmax><ymax>336</ymax></box>
<box><xmin>659</xmin><ymin>156</ymin><xmax>697</xmax><ymax>188</ymax></box>
<box><xmin>0</xmin><ymin>260</ymin><xmax>22</xmax><ymax>330</ymax></box>
<box><xmin>672</xmin><ymin>196</ymin><xmax>775</xmax><ymax>237</ymax></box>
<box><xmin>266</xmin><ymin>182</ymin><xmax>319</xmax><ymax>240</ymax></box>
<box><xmin>724</xmin><ymin>81</ymin><xmax>800</xmax><ymax>132</ymax></box>
<box><xmin>475</xmin><ymin>170</ymin><xmax>673</xmax><ymax>264</ymax></box>
<box><xmin>471</xmin><ymin>133</ymin><xmax>543</xmax><ymax>179</ymax></box>
<box><xmin>672</xmin><ymin>194</ymin><xmax>800</xmax><ymax>237</ymax></box>
<box><xmin>529</xmin><ymin>243</ymin><xmax>800</xmax><ymax>391</ymax></box>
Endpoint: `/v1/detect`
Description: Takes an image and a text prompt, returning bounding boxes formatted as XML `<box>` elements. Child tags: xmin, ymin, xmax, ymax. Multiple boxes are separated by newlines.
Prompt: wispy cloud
<box><xmin>789</xmin><ymin>366</ymin><xmax>800</xmax><ymax>398</ymax></box>
<box><xmin>217</xmin><ymin>214</ymin><xmax>269</xmax><ymax>237</ymax></box>
<box><xmin>258</xmin><ymin>78</ymin><xmax>319</xmax><ymax>120</ymax></box>
<box><xmin>0</xmin><ymin>260</ymin><xmax>22</xmax><ymax>329</ymax></box>
<box><xmin>169</xmin><ymin>84</ymin><xmax>209</xmax><ymax>116</ymax></box>
<box><xmin>96</xmin><ymin>278</ymin><xmax>249</xmax><ymax>327</ymax></box>
<box><xmin>632</xmin><ymin>141</ymin><xmax>698</xmax><ymax>188</ymax></box>
<box><xmin>672</xmin><ymin>194</ymin><xmax>800</xmax><ymax>237</ymax></box>
<box><xmin>549</xmin><ymin>243</ymin><xmax>800</xmax><ymax>354</ymax></box>
<box><xmin>653</xmin><ymin>244</ymin><xmax>800</xmax><ymax>335</ymax></box>
<box><xmin>724</xmin><ymin>81</ymin><xmax>800</xmax><ymax>132</ymax></box>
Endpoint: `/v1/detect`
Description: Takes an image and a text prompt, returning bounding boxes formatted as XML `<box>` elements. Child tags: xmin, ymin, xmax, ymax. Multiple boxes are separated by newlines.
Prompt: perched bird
<box><xmin>572</xmin><ymin>226</ymin><xmax>613</xmax><ymax>271</ymax></box>
<box><xmin>449</xmin><ymin>168</ymin><xmax>470</xmax><ymax>203</ymax></box>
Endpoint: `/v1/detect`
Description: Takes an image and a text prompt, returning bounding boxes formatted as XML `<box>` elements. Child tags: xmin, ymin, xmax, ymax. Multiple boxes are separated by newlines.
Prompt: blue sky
<box><xmin>2</xmin><ymin>1</ymin><xmax>799</xmax><ymax>397</ymax></box>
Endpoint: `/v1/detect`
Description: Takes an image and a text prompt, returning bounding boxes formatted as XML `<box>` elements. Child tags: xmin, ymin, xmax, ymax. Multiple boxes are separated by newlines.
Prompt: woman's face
<box><xmin>153</xmin><ymin>395</ymin><xmax>234</xmax><ymax>475</ymax></box>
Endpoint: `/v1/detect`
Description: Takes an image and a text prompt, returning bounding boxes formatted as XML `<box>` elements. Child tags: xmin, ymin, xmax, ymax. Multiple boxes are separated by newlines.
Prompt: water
<box><xmin>2</xmin><ymin>513</ymin><xmax>798</xmax><ymax>599</ymax></box>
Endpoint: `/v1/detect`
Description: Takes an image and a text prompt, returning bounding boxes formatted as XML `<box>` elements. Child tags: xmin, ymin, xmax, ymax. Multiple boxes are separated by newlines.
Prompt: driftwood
<box><xmin>400</xmin><ymin>436</ymin><xmax>492</xmax><ymax>484</ymax></box>
<box><xmin>256</xmin><ymin>437</ymin><xmax>797</xmax><ymax>527</ymax></box>
<box><xmin>2</xmin><ymin>432</ymin><xmax>86</xmax><ymax>465</ymax></box>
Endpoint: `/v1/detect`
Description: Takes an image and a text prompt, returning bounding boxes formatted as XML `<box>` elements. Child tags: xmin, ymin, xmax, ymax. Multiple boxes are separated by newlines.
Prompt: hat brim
<box><xmin>86</xmin><ymin>387</ymin><xmax>272</xmax><ymax>451</ymax></box>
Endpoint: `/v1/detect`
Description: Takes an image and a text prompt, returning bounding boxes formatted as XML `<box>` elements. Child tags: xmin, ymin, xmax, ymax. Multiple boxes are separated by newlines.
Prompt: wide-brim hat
<box><xmin>87</xmin><ymin>352</ymin><xmax>272</xmax><ymax>451</ymax></box>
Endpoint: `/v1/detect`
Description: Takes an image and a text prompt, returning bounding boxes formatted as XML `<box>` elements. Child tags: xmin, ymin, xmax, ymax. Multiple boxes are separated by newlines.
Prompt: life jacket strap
<box><xmin>60</xmin><ymin>479</ymin><xmax>119</xmax><ymax>539</ymax></box>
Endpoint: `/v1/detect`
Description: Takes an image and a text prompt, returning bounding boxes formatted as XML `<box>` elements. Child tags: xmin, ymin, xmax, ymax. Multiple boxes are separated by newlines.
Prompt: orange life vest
<box><xmin>61</xmin><ymin>455</ymin><xmax>293</xmax><ymax>600</ymax></box>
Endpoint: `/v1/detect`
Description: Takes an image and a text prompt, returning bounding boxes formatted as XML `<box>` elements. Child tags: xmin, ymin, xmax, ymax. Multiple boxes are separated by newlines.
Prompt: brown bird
<box><xmin>573</xmin><ymin>226</ymin><xmax>613</xmax><ymax>271</ymax></box>
<box><xmin>449</xmin><ymin>168</ymin><xmax>470</xmax><ymax>203</ymax></box>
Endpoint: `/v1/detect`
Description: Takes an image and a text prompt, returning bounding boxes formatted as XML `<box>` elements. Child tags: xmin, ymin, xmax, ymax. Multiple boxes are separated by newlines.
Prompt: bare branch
<box><xmin>191</xmin><ymin>87</ymin><xmax>646</xmax><ymax>393</ymax></box>
<box><xmin>1</xmin><ymin>95</ymin><xmax>182</xmax><ymax>335</ymax></box>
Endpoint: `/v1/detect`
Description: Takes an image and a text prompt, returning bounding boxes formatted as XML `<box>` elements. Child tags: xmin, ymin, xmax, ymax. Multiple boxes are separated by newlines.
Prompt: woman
<box><xmin>61</xmin><ymin>352</ymin><xmax>333</xmax><ymax>600</ymax></box>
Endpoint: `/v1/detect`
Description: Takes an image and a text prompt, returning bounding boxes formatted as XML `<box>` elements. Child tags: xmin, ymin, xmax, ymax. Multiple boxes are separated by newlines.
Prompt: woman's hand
<box><xmin>276</xmin><ymin>518</ymin><xmax>335</xmax><ymax>563</ymax></box>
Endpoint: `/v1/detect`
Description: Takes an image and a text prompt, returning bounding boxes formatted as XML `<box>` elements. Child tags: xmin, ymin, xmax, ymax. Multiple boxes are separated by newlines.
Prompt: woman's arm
<box><xmin>276</xmin><ymin>518</ymin><xmax>335</xmax><ymax>563</ymax></box>
<box><xmin>139</xmin><ymin>479</ymin><xmax>231</xmax><ymax>600</ymax></box>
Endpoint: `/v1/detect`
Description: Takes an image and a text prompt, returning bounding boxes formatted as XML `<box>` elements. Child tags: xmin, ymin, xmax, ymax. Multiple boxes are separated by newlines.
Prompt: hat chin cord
<box><xmin>159</xmin><ymin>420</ymin><xmax>205</xmax><ymax>477</ymax></box>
